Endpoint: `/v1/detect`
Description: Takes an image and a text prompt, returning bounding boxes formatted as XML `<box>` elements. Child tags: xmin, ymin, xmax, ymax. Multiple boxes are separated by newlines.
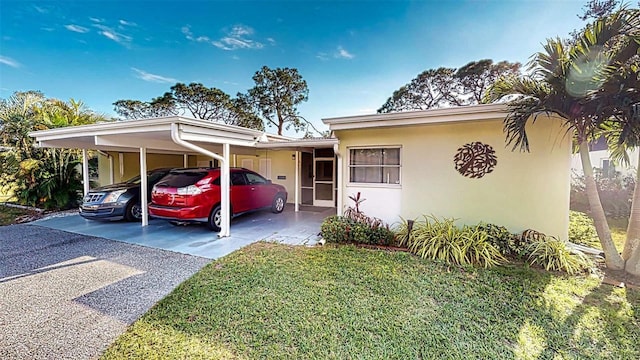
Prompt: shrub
<box><xmin>393</xmin><ymin>217</ymin><xmax>417</xmax><ymax>248</ymax></box>
<box><xmin>570</xmin><ymin>170</ymin><xmax>634</xmax><ymax>218</ymax></box>
<box><xmin>320</xmin><ymin>216</ymin><xmax>352</xmax><ymax>244</ymax></box>
<box><xmin>476</xmin><ymin>222</ymin><xmax>526</xmax><ymax>258</ymax></box>
<box><xmin>568</xmin><ymin>211</ymin><xmax>600</xmax><ymax>248</ymax></box>
<box><xmin>396</xmin><ymin>215</ymin><xmax>505</xmax><ymax>268</ymax></box>
<box><xmin>320</xmin><ymin>215</ymin><xmax>395</xmax><ymax>246</ymax></box>
<box><xmin>526</xmin><ymin>235</ymin><xmax>593</xmax><ymax>275</ymax></box>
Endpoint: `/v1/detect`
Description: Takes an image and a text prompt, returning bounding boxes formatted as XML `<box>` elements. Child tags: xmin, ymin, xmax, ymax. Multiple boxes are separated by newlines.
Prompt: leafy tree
<box><xmin>455</xmin><ymin>60</ymin><xmax>522</xmax><ymax>104</ymax></box>
<box><xmin>168</xmin><ymin>83</ymin><xmax>233</xmax><ymax>121</ymax></box>
<box><xmin>378</xmin><ymin>68</ymin><xmax>460</xmax><ymax>113</ymax></box>
<box><xmin>113</xmin><ymin>82</ymin><xmax>263</xmax><ymax>129</ymax></box>
<box><xmin>486</xmin><ymin>8</ymin><xmax>639</xmax><ymax>271</ymax></box>
<box><xmin>244</xmin><ymin>66</ymin><xmax>310</xmax><ymax>135</ymax></box>
<box><xmin>377</xmin><ymin>60</ymin><xmax>521</xmax><ymax>113</ymax></box>
<box><xmin>0</xmin><ymin>91</ymin><xmax>107</xmax><ymax>209</ymax></box>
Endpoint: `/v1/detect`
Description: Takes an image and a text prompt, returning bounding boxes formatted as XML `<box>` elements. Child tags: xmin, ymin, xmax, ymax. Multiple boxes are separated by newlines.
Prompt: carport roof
<box><xmin>29</xmin><ymin>116</ymin><xmax>335</xmax><ymax>153</ymax></box>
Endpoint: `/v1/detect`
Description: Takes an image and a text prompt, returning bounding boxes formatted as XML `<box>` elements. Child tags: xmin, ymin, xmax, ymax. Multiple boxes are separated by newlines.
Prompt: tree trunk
<box><xmin>579</xmin><ymin>141</ymin><xmax>625</xmax><ymax>270</ymax></box>
<box><xmin>624</xmin><ymin>151</ymin><xmax>640</xmax><ymax>275</ymax></box>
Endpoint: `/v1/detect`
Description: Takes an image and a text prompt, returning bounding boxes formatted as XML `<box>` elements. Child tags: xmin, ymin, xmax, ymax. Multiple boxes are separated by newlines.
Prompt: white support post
<box><xmin>118</xmin><ymin>152</ymin><xmax>124</xmax><ymax>179</ymax></box>
<box><xmin>183</xmin><ymin>154</ymin><xmax>188</xmax><ymax>168</ymax></box>
<box><xmin>82</xmin><ymin>149</ymin><xmax>90</xmax><ymax>196</ymax></box>
<box><xmin>221</xmin><ymin>143</ymin><xmax>231</xmax><ymax>237</ymax></box>
<box><xmin>170</xmin><ymin>123</ymin><xmax>230</xmax><ymax>237</ymax></box>
<box><xmin>295</xmin><ymin>151</ymin><xmax>300</xmax><ymax>212</ymax></box>
<box><xmin>334</xmin><ymin>144</ymin><xmax>343</xmax><ymax>216</ymax></box>
<box><xmin>108</xmin><ymin>155</ymin><xmax>114</xmax><ymax>184</ymax></box>
<box><xmin>140</xmin><ymin>147</ymin><xmax>148</xmax><ymax>226</ymax></box>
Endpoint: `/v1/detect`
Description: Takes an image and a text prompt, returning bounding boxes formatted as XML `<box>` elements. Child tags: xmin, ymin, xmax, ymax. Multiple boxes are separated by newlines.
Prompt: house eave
<box><xmin>322</xmin><ymin>103</ymin><xmax>509</xmax><ymax>131</ymax></box>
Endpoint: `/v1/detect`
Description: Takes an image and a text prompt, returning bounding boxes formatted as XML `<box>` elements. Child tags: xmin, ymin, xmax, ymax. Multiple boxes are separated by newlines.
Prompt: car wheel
<box><xmin>207</xmin><ymin>205</ymin><xmax>222</xmax><ymax>231</ymax></box>
<box><xmin>125</xmin><ymin>201</ymin><xmax>142</xmax><ymax>222</ymax></box>
<box><xmin>272</xmin><ymin>194</ymin><xmax>286</xmax><ymax>213</ymax></box>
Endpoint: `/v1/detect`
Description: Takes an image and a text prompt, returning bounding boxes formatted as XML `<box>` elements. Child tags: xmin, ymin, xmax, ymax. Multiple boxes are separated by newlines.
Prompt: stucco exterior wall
<box><xmin>97</xmin><ymin>152</ymin><xmax>189</xmax><ymax>185</ymax></box>
<box><xmin>335</xmin><ymin>117</ymin><xmax>571</xmax><ymax>239</ymax></box>
<box><xmin>256</xmin><ymin>150</ymin><xmax>297</xmax><ymax>203</ymax></box>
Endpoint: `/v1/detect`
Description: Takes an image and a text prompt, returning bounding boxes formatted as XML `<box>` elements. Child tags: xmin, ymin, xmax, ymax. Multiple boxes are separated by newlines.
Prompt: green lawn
<box><xmin>0</xmin><ymin>204</ymin><xmax>36</xmax><ymax>226</ymax></box>
<box><xmin>102</xmin><ymin>243</ymin><xmax>639</xmax><ymax>360</ymax></box>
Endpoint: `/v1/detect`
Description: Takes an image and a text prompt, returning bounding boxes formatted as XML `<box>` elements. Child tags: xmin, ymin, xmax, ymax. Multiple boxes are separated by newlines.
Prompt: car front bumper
<box><xmin>79</xmin><ymin>204</ymin><xmax>126</xmax><ymax>221</ymax></box>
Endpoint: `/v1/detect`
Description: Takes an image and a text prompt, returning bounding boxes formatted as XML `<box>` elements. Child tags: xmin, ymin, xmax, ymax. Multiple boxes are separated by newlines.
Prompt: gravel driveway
<box><xmin>0</xmin><ymin>224</ymin><xmax>212</xmax><ymax>360</ymax></box>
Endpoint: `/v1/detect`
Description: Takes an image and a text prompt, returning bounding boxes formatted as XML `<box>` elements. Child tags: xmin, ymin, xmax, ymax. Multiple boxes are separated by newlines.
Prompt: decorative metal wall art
<box><xmin>453</xmin><ymin>142</ymin><xmax>497</xmax><ymax>178</ymax></box>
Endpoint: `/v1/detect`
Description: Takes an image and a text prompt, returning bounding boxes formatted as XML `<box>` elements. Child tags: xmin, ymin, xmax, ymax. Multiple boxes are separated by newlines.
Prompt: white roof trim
<box><xmin>29</xmin><ymin>116</ymin><xmax>264</xmax><ymax>141</ymax></box>
<box><xmin>322</xmin><ymin>103</ymin><xmax>508</xmax><ymax>130</ymax></box>
<box><xmin>256</xmin><ymin>138</ymin><xmax>338</xmax><ymax>149</ymax></box>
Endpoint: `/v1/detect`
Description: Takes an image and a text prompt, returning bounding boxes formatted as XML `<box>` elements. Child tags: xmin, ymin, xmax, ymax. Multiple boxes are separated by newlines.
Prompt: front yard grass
<box><xmin>102</xmin><ymin>243</ymin><xmax>639</xmax><ymax>360</ymax></box>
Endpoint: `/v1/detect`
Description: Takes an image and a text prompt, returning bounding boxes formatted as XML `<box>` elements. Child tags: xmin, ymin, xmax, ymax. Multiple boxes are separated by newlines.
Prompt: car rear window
<box><xmin>155</xmin><ymin>171</ymin><xmax>208</xmax><ymax>188</ymax></box>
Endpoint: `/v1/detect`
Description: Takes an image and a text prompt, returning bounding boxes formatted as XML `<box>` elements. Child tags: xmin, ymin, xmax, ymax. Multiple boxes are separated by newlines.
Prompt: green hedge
<box><xmin>320</xmin><ymin>215</ymin><xmax>395</xmax><ymax>246</ymax></box>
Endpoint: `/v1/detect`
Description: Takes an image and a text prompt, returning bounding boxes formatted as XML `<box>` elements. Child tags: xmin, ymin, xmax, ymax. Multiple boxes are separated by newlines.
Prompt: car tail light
<box><xmin>177</xmin><ymin>185</ymin><xmax>202</xmax><ymax>195</ymax></box>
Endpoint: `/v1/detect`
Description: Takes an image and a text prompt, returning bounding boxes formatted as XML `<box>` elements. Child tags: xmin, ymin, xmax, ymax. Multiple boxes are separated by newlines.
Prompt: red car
<box><xmin>148</xmin><ymin>168</ymin><xmax>287</xmax><ymax>231</ymax></box>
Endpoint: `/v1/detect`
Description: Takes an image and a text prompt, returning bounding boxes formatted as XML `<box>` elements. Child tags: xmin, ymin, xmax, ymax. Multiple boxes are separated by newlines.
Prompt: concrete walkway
<box><xmin>34</xmin><ymin>206</ymin><xmax>334</xmax><ymax>259</ymax></box>
<box><xmin>0</xmin><ymin>224</ymin><xmax>212</xmax><ymax>359</ymax></box>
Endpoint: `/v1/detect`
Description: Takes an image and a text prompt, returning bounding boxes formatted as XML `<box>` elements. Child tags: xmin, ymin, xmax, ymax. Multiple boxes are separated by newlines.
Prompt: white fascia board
<box><xmin>179</xmin><ymin>123</ymin><xmax>259</xmax><ymax>143</ymax></box>
<box><xmin>94</xmin><ymin>135</ymin><xmax>189</xmax><ymax>152</ymax></box>
<box><xmin>29</xmin><ymin>116</ymin><xmax>264</xmax><ymax>140</ymax></box>
<box><xmin>322</xmin><ymin>103</ymin><xmax>508</xmax><ymax>130</ymax></box>
<box><xmin>179</xmin><ymin>132</ymin><xmax>257</xmax><ymax>148</ymax></box>
<box><xmin>37</xmin><ymin>139</ymin><xmax>95</xmax><ymax>149</ymax></box>
<box><xmin>256</xmin><ymin>138</ymin><xmax>339</xmax><ymax>148</ymax></box>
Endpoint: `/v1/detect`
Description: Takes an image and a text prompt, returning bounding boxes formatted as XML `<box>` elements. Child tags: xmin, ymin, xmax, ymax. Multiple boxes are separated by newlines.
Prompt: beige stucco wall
<box><xmin>97</xmin><ymin>152</ymin><xmax>190</xmax><ymax>185</ymax></box>
<box><xmin>256</xmin><ymin>149</ymin><xmax>297</xmax><ymax>203</ymax></box>
<box><xmin>335</xmin><ymin>116</ymin><xmax>571</xmax><ymax>239</ymax></box>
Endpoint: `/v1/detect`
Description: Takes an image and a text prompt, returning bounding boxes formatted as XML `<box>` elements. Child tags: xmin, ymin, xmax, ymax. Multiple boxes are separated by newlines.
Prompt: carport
<box><xmin>29</xmin><ymin>117</ymin><xmax>340</xmax><ymax>238</ymax></box>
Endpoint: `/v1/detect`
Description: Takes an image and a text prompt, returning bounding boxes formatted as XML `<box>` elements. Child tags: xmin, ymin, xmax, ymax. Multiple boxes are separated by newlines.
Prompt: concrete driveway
<box><xmin>33</xmin><ymin>206</ymin><xmax>333</xmax><ymax>259</ymax></box>
<box><xmin>0</xmin><ymin>224</ymin><xmax>211</xmax><ymax>360</ymax></box>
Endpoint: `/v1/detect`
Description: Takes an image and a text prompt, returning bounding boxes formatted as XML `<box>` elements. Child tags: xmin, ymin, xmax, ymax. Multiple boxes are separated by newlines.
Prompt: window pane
<box><xmin>245</xmin><ymin>172</ymin><xmax>267</xmax><ymax>184</ymax></box>
<box><xmin>350</xmin><ymin>167</ymin><xmax>382</xmax><ymax>183</ymax></box>
<box><xmin>383</xmin><ymin>168</ymin><xmax>400</xmax><ymax>184</ymax></box>
<box><xmin>350</xmin><ymin>149</ymin><xmax>382</xmax><ymax>165</ymax></box>
<box><xmin>383</xmin><ymin>148</ymin><xmax>400</xmax><ymax>165</ymax></box>
<box><xmin>315</xmin><ymin>148</ymin><xmax>334</xmax><ymax>158</ymax></box>
<box><xmin>315</xmin><ymin>160</ymin><xmax>333</xmax><ymax>181</ymax></box>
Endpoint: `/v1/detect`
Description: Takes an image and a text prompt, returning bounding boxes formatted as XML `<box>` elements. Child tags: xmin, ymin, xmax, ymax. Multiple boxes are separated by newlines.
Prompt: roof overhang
<box><xmin>322</xmin><ymin>103</ymin><xmax>509</xmax><ymax>131</ymax></box>
<box><xmin>256</xmin><ymin>137</ymin><xmax>338</xmax><ymax>149</ymax></box>
<box><xmin>30</xmin><ymin>116</ymin><xmax>267</xmax><ymax>153</ymax></box>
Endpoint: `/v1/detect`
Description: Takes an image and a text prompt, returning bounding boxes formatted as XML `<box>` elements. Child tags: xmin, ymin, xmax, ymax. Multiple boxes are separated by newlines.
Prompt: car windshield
<box><xmin>124</xmin><ymin>170</ymin><xmax>167</xmax><ymax>185</ymax></box>
<box><xmin>155</xmin><ymin>171</ymin><xmax>208</xmax><ymax>188</ymax></box>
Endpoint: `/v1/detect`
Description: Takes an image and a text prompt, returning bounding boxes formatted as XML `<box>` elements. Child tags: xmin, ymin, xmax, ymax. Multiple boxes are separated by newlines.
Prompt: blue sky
<box><xmin>1</xmin><ymin>0</ymin><xmax>587</xmax><ymax>136</ymax></box>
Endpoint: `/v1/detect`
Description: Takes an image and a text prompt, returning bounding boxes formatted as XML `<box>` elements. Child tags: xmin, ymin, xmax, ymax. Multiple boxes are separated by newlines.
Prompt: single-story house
<box><xmin>30</xmin><ymin>103</ymin><xmax>571</xmax><ymax>239</ymax></box>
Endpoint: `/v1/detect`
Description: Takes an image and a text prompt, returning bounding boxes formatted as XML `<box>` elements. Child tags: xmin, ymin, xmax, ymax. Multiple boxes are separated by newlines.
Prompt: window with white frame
<box><xmin>349</xmin><ymin>147</ymin><xmax>401</xmax><ymax>184</ymax></box>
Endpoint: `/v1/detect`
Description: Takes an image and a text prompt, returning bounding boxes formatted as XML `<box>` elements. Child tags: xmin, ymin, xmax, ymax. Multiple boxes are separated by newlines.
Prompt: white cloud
<box><xmin>94</xmin><ymin>24</ymin><xmax>132</xmax><ymax>45</ymax></box>
<box><xmin>266</xmin><ymin>37</ymin><xmax>276</xmax><ymax>45</ymax></box>
<box><xmin>0</xmin><ymin>56</ymin><xmax>21</xmax><ymax>68</ymax></box>
<box><xmin>65</xmin><ymin>24</ymin><xmax>89</xmax><ymax>33</ymax></box>
<box><xmin>183</xmin><ymin>24</ymin><xmax>266</xmax><ymax>50</ymax></box>
<box><xmin>33</xmin><ymin>5</ymin><xmax>48</xmax><ymax>14</ymax></box>
<box><xmin>334</xmin><ymin>46</ymin><xmax>354</xmax><ymax>59</ymax></box>
<box><xmin>89</xmin><ymin>17</ymin><xmax>103</xmax><ymax>23</ymax></box>
<box><xmin>181</xmin><ymin>26</ymin><xmax>194</xmax><ymax>40</ymax></box>
<box><xmin>131</xmin><ymin>68</ymin><xmax>176</xmax><ymax>83</ymax></box>
<box><xmin>316</xmin><ymin>52</ymin><xmax>329</xmax><ymax>61</ymax></box>
<box><xmin>119</xmin><ymin>19</ymin><xmax>137</xmax><ymax>26</ymax></box>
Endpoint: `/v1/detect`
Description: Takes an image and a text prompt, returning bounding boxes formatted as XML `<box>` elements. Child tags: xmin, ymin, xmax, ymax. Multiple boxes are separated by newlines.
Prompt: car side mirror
<box><xmin>266</xmin><ymin>179</ymin><xmax>272</xmax><ymax>184</ymax></box>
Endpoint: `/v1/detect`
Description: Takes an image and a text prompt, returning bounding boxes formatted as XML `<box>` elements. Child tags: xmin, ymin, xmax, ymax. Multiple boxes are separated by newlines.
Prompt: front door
<box><xmin>313</xmin><ymin>158</ymin><xmax>334</xmax><ymax>207</ymax></box>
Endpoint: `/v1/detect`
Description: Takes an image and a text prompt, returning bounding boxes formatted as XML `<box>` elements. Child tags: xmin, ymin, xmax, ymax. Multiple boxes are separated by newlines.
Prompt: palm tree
<box><xmin>486</xmin><ymin>8</ymin><xmax>639</xmax><ymax>270</ymax></box>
